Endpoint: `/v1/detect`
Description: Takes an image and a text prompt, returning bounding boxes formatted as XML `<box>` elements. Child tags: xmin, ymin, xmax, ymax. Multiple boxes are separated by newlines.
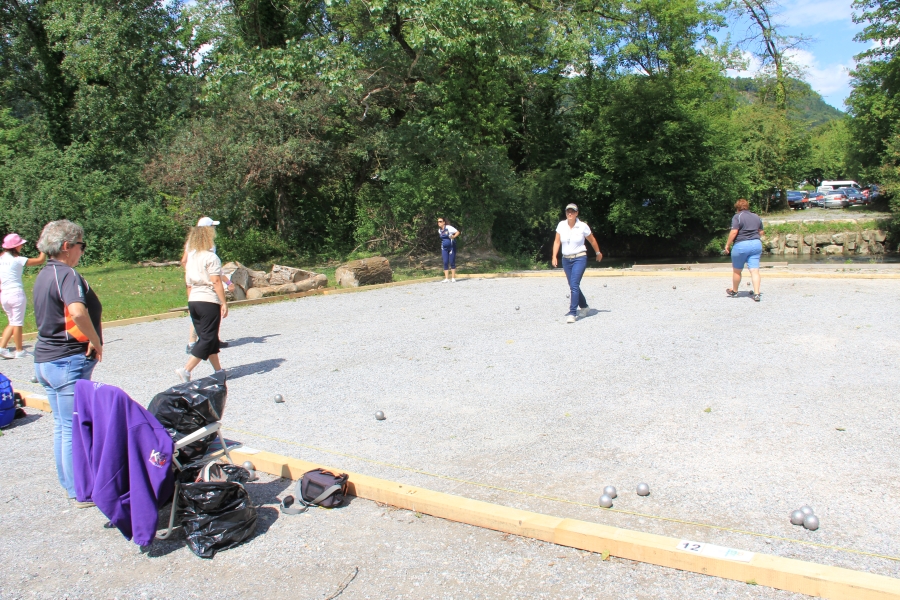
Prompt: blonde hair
<box><xmin>186</xmin><ymin>226</ymin><xmax>216</xmax><ymax>252</ymax></box>
<box><xmin>734</xmin><ymin>198</ymin><xmax>750</xmax><ymax>212</ymax></box>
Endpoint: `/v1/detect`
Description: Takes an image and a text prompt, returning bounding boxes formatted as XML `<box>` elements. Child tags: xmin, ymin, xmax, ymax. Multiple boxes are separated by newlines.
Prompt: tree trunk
<box><xmin>335</xmin><ymin>257</ymin><xmax>393</xmax><ymax>287</ymax></box>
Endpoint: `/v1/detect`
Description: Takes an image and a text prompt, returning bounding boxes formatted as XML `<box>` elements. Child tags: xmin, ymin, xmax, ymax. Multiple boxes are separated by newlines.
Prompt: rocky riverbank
<box><xmin>763</xmin><ymin>228</ymin><xmax>889</xmax><ymax>255</ymax></box>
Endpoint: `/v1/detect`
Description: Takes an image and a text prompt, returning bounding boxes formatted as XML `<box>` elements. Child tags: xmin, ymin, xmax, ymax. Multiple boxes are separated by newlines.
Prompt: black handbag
<box><xmin>280</xmin><ymin>468</ymin><xmax>348</xmax><ymax>514</ymax></box>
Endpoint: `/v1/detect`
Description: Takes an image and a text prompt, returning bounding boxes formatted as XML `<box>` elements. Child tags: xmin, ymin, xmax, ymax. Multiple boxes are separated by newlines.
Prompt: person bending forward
<box><xmin>176</xmin><ymin>226</ymin><xmax>228</xmax><ymax>382</ymax></box>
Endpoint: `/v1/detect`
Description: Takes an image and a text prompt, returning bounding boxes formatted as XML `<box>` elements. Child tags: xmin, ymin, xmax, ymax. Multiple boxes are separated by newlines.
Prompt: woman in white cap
<box><xmin>551</xmin><ymin>204</ymin><xmax>602</xmax><ymax>323</ymax></box>
<box><xmin>181</xmin><ymin>217</ymin><xmax>231</xmax><ymax>353</ymax></box>
<box><xmin>0</xmin><ymin>233</ymin><xmax>46</xmax><ymax>357</ymax></box>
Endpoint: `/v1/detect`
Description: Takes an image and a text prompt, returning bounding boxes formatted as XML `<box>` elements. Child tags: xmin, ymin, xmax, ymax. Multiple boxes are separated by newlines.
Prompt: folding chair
<box><xmin>157</xmin><ymin>422</ymin><xmax>242</xmax><ymax>540</ymax></box>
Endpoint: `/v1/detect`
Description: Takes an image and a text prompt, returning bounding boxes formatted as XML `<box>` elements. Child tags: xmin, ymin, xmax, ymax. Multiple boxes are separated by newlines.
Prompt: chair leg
<box><xmin>218</xmin><ymin>431</ymin><xmax>235</xmax><ymax>465</ymax></box>
<box><xmin>156</xmin><ymin>481</ymin><xmax>180</xmax><ymax>540</ymax></box>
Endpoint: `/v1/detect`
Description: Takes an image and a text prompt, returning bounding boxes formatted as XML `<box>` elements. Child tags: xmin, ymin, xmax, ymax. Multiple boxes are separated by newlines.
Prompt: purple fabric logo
<box><xmin>149</xmin><ymin>450</ymin><xmax>169</xmax><ymax>468</ymax></box>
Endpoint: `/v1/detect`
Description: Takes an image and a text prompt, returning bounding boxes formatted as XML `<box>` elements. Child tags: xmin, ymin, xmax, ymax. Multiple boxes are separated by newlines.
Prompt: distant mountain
<box><xmin>729</xmin><ymin>76</ymin><xmax>845</xmax><ymax>128</ymax></box>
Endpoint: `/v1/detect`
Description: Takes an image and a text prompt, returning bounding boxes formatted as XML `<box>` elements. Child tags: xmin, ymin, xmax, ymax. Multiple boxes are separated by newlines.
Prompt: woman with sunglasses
<box><xmin>32</xmin><ymin>220</ymin><xmax>103</xmax><ymax>506</ymax></box>
<box><xmin>437</xmin><ymin>217</ymin><xmax>460</xmax><ymax>283</ymax></box>
<box><xmin>552</xmin><ymin>203</ymin><xmax>602</xmax><ymax>323</ymax></box>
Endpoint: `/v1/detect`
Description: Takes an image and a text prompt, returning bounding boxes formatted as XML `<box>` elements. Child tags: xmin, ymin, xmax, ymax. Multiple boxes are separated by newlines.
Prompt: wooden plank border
<box><xmin>230</xmin><ymin>448</ymin><xmax>900</xmax><ymax>600</ymax></box>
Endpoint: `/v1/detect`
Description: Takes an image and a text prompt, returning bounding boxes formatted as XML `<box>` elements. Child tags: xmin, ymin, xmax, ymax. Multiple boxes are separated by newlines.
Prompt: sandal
<box><xmin>753</xmin><ymin>293</ymin><xmax>761</xmax><ymax>302</ymax></box>
<box><xmin>726</xmin><ymin>289</ymin><xmax>738</xmax><ymax>297</ymax></box>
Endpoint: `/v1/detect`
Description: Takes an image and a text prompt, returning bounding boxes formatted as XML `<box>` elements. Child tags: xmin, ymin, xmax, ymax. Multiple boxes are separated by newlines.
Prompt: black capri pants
<box><xmin>188</xmin><ymin>301</ymin><xmax>221</xmax><ymax>360</ymax></box>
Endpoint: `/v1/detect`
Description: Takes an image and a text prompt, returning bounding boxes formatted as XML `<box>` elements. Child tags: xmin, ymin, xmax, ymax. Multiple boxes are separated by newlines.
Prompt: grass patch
<box><xmin>763</xmin><ymin>219</ymin><xmax>890</xmax><ymax>235</ymax></box>
<box><xmin>1</xmin><ymin>262</ymin><xmax>187</xmax><ymax>334</ymax></box>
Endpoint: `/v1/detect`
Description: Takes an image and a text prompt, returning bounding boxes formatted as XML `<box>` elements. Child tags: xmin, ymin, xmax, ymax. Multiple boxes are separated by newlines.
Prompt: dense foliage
<box><xmin>0</xmin><ymin>0</ymin><xmax>866</xmax><ymax>264</ymax></box>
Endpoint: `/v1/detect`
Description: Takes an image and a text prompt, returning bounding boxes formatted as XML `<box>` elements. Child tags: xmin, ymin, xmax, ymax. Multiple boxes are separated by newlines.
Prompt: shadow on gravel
<box><xmin>2</xmin><ymin>412</ymin><xmax>43</xmax><ymax>430</ymax></box>
<box><xmin>223</xmin><ymin>334</ymin><xmax>281</xmax><ymax>348</ymax></box>
<box><xmin>226</xmin><ymin>358</ymin><xmax>287</xmax><ymax>380</ymax></box>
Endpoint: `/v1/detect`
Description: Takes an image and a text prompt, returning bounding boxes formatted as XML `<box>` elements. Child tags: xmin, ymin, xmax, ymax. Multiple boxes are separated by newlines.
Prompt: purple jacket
<box><xmin>72</xmin><ymin>380</ymin><xmax>174</xmax><ymax>546</ymax></box>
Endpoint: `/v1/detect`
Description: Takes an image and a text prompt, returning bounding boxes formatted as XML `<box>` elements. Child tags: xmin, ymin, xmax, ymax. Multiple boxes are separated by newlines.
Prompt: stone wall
<box><xmin>763</xmin><ymin>229</ymin><xmax>888</xmax><ymax>256</ymax></box>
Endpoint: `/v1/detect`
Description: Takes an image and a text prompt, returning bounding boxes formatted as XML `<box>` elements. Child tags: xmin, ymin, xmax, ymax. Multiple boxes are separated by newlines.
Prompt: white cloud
<box><xmin>785</xmin><ymin>48</ymin><xmax>851</xmax><ymax>97</ymax></box>
<box><xmin>779</xmin><ymin>0</ymin><xmax>853</xmax><ymax>27</ymax></box>
<box><xmin>726</xmin><ymin>50</ymin><xmax>763</xmax><ymax>78</ymax></box>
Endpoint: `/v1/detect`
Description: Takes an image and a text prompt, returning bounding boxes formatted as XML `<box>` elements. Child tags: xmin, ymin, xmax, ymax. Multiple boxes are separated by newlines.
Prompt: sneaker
<box><xmin>13</xmin><ymin>350</ymin><xmax>29</xmax><ymax>358</ymax></box>
<box><xmin>175</xmin><ymin>367</ymin><xmax>191</xmax><ymax>383</ymax></box>
<box><xmin>451</xmin><ymin>278</ymin><xmax>456</xmax><ymax>283</ymax></box>
<box><xmin>753</xmin><ymin>293</ymin><xmax>761</xmax><ymax>302</ymax></box>
<box><xmin>218</xmin><ymin>340</ymin><xmax>229</xmax><ymax>348</ymax></box>
<box><xmin>73</xmin><ymin>500</ymin><xmax>96</xmax><ymax>509</ymax></box>
<box><xmin>578</xmin><ymin>307</ymin><xmax>590</xmax><ymax>318</ymax></box>
<box><xmin>0</xmin><ymin>349</ymin><xmax>12</xmax><ymax>359</ymax></box>
<box><xmin>725</xmin><ymin>289</ymin><xmax>738</xmax><ymax>298</ymax></box>
<box><xmin>566</xmin><ymin>315</ymin><xmax>576</xmax><ymax>324</ymax></box>
<box><xmin>441</xmin><ymin>279</ymin><xmax>449</xmax><ymax>283</ymax></box>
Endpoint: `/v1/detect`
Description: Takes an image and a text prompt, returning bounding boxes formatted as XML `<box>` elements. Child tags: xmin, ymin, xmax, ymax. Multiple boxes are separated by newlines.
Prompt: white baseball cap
<box><xmin>197</xmin><ymin>217</ymin><xmax>220</xmax><ymax>227</ymax></box>
<box><xmin>565</xmin><ymin>203</ymin><xmax>578</xmax><ymax>212</ymax></box>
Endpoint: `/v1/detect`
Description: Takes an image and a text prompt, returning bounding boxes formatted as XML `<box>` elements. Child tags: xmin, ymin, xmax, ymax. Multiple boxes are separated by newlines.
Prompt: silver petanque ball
<box><xmin>603</xmin><ymin>284</ymin><xmax>607</xmax><ymax>287</ymax></box>
<box><xmin>790</xmin><ymin>510</ymin><xmax>805</xmax><ymax>525</ymax></box>
<box><xmin>803</xmin><ymin>515</ymin><xmax>820</xmax><ymax>531</ymax></box>
<box><xmin>515</xmin><ymin>306</ymin><xmax>520</xmax><ymax>310</ymax></box>
<box><xmin>375</xmin><ymin>410</ymin><xmax>386</xmax><ymax>421</ymax></box>
<box><xmin>31</xmin><ymin>376</ymin><xmax>38</xmax><ymax>383</ymax></box>
<box><xmin>672</xmin><ymin>286</ymin><xmax>676</xmax><ymax>289</ymax></box>
<box><xmin>274</xmin><ymin>394</ymin><xmax>284</xmax><ymax>403</ymax></box>
<box><xmin>603</xmin><ymin>485</ymin><xmax>617</xmax><ymax>499</ymax></box>
<box><xmin>242</xmin><ymin>461</ymin><xmax>255</xmax><ymax>472</ymax></box>
<box><xmin>598</xmin><ymin>494</ymin><xmax>613</xmax><ymax>508</ymax></box>
<box><xmin>800</xmin><ymin>505</ymin><xmax>814</xmax><ymax>516</ymax></box>
<box><xmin>636</xmin><ymin>483</ymin><xmax>650</xmax><ymax>496</ymax></box>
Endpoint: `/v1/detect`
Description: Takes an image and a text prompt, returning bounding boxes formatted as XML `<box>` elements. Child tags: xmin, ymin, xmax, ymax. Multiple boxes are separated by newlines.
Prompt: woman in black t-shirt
<box><xmin>32</xmin><ymin>220</ymin><xmax>103</xmax><ymax>504</ymax></box>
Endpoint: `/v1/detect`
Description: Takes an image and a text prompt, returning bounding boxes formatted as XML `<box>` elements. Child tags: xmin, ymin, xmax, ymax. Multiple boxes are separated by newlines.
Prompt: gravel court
<box><xmin>3</xmin><ymin>273</ymin><xmax>899</xmax><ymax>594</ymax></box>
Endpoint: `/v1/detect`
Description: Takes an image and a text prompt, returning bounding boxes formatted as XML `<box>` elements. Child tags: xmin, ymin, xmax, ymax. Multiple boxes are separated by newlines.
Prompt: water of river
<box><xmin>592</xmin><ymin>254</ymin><xmax>900</xmax><ymax>269</ymax></box>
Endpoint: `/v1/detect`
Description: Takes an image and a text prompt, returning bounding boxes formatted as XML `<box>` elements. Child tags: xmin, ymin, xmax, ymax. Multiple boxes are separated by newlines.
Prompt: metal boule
<box><xmin>515</xmin><ymin>306</ymin><xmax>520</xmax><ymax>310</ymax></box>
<box><xmin>790</xmin><ymin>510</ymin><xmax>805</xmax><ymax>525</ymax></box>
<box><xmin>375</xmin><ymin>410</ymin><xmax>386</xmax><ymax>420</ymax></box>
<box><xmin>31</xmin><ymin>376</ymin><xmax>38</xmax><ymax>383</ymax></box>
<box><xmin>566</xmin><ymin>294</ymin><xmax>569</xmax><ymax>298</ymax></box>
<box><xmin>636</xmin><ymin>483</ymin><xmax>650</xmax><ymax>496</ymax></box>
<box><xmin>603</xmin><ymin>485</ymin><xmax>617</xmax><ymax>499</ymax></box>
<box><xmin>672</xmin><ymin>286</ymin><xmax>676</xmax><ymax>289</ymax></box>
<box><xmin>799</xmin><ymin>505</ymin><xmax>814</xmax><ymax>516</ymax></box>
<box><xmin>803</xmin><ymin>515</ymin><xmax>820</xmax><ymax>531</ymax></box>
<box><xmin>242</xmin><ymin>461</ymin><xmax>255</xmax><ymax>472</ymax></box>
<box><xmin>274</xmin><ymin>394</ymin><xmax>284</xmax><ymax>403</ymax></box>
<box><xmin>598</xmin><ymin>494</ymin><xmax>613</xmax><ymax>508</ymax></box>
<box><xmin>603</xmin><ymin>284</ymin><xmax>607</xmax><ymax>287</ymax></box>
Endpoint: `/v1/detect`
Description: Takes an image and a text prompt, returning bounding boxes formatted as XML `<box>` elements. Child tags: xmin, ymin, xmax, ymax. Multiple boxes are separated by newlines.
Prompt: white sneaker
<box><xmin>451</xmin><ymin>278</ymin><xmax>456</xmax><ymax>283</ymax></box>
<box><xmin>578</xmin><ymin>307</ymin><xmax>590</xmax><ymax>318</ymax></box>
<box><xmin>0</xmin><ymin>349</ymin><xmax>12</xmax><ymax>359</ymax></box>
<box><xmin>566</xmin><ymin>315</ymin><xmax>576</xmax><ymax>324</ymax></box>
<box><xmin>441</xmin><ymin>279</ymin><xmax>449</xmax><ymax>283</ymax></box>
<box><xmin>13</xmin><ymin>350</ymin><xmax>29</xmax><ymax>358</ymax></box>
<box><xmin>175</xmin><ymin>368</ymin><xmax>191</xmax><ymax>383</ymax></box>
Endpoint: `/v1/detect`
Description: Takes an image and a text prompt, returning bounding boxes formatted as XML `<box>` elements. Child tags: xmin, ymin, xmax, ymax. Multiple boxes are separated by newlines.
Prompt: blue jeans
<box><xmin>562</xmin><ymin>255</ymin><xmax>588</xmax><ymax>316</ymax></box>
<box><xmin>731</xmin><ymin>239</ymin><xmax>762</xmax><ymax>269</ymax></box>
<box><xmin>35</xmin><ymin>353</ymin><xmax>98</xmax><ymax>498</ymax></box>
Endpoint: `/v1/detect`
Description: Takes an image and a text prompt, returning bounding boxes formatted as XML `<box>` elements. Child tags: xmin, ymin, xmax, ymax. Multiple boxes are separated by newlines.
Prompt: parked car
<box><xmin>837</xmin><ymin>187</ymin><xmax>866</xmax><ymax>204</ymax></box>
<box><xmin>787</xmin><ymin>190</ymin><xmax>809</xmax><ymax>209</ymax></box>
<box><xmin>822</xmin><ymin>191</ymin><xmax>850</xmax><ymax>209</ymax></box>
<box><xmin>810</xmin><ymin>192</ymin><xmax>826</xmax><ymax>207</ymax></box>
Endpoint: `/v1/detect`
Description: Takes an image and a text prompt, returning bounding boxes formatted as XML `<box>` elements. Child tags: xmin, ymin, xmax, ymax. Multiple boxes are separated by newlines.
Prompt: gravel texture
<box><xmin>2</xmin><ymin>272</ymin><xmax>899</xmax><ymax>597</ymax></box>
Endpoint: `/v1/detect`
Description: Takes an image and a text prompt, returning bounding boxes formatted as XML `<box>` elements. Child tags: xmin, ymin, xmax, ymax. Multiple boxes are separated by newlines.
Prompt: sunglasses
<box><xmin>70</xmin><ymin>241</ymin><xmax>87</xmax><ymax>251</ymax></box>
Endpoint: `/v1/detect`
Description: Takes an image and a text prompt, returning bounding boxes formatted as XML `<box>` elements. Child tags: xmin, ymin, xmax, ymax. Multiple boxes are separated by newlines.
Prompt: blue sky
<box><xmin>725</xmin><ymin>0</ymin><xmax>868</xmax><ymax>111</ymax></box>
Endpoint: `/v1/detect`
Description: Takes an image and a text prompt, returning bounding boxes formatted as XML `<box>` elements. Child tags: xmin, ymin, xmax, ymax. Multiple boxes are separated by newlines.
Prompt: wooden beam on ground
<box><xmin>632</xmin><ymin>262</ymin><xmax>789</xmax><ymax>270</ymax></box>
<box><xmin>18</xmin><ymin>391</ymin><xmax>51</xmax><ymax>412</ymax></box>
<box><xmin>231</xmin><ymin>448</ymin><xmax>900</xmax><ymax>600</ymax></box>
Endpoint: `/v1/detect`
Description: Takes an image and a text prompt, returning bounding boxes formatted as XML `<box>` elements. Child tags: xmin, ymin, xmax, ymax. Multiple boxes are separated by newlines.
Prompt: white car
<box><xmin>822</xmin><ymin>191</ymin><xmax>850</xmax><ymax>209</ymax></box>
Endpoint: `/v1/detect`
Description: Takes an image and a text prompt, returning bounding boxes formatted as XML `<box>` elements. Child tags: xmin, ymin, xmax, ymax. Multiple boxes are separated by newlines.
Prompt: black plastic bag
<box><xmin>148</xmin><ymin>371</ymin><xmax>227</xmax><ymax>433</ymax></box>
<box><xmin>180</xmin><ymin>480</ymin><xmax>257</xmax><ymax>558</ymax></box>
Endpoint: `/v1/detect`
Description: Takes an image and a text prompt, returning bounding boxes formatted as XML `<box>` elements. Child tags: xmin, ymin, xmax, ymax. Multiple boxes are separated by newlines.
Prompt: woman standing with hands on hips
<box><xmin>175</xmin><ymin>225</ymin><xmax>228</xmax><ymax>382</ymax></box>
<box><xmin>438</xmin><ymin>217</ymin><xmax>460</xmax><ymax>283</ymax></box>
<box><xmin>32</xmin><ymin>220</ymin><xmax>102</xmax><ymax>505</ymax></box>
<box><xmin>552</xmin><ymin>204</ymin><xmax>602</xmax><ymax>323</ymax></box>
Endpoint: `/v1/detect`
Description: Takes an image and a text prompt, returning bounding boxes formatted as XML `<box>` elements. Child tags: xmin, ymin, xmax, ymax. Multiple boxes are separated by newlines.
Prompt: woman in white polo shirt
<box><xmin>551</xmin><ymin>204</ymin><xmax>602</xmax><ymax>323</ymax></box>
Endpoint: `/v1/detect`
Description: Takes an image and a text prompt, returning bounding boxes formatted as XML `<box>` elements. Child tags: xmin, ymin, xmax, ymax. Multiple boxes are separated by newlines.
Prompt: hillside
<box><xmin>729</xmin><ymin>76</ymin><xmax>845</xmax><ymax>128</ymax></box>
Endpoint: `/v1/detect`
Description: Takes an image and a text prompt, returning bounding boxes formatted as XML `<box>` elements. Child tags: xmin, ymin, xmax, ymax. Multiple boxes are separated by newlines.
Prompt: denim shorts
<box><xmin>731</xmin><ymin>239</ymin><xmax>762</xmax><ymax>269</ymax></box>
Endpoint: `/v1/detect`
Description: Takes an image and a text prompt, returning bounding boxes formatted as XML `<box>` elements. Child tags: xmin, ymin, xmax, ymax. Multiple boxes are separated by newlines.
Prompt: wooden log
<box><xmin>335</xmin><ymin>257</ymin><xmax>392</xmax><ymax>287</ymax></box>
<box><xmin>268</xmin><ymin>265</ymin><xmax>305</xmax><ymax>285</ymax></box>
<box><xmin>138</xmin><ymin>260</ymin><xmax>181</xmax><ymax>267</ymax></box>
<box><xmin>246</xmin><ymin>286</ymin><xmax>279</xmax><ymax>300</ymax></box>
<box><xmin>248</xmin><ymin>269</ymin><xmax>269</xmax><ymax>288</ymax></box>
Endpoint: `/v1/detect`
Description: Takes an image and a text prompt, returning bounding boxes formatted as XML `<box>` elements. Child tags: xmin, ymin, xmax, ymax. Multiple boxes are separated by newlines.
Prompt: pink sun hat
<box><xmin>2</xmin><ymin>233</ymin><xmax>26</xmax><ymax>250</ymax></box>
